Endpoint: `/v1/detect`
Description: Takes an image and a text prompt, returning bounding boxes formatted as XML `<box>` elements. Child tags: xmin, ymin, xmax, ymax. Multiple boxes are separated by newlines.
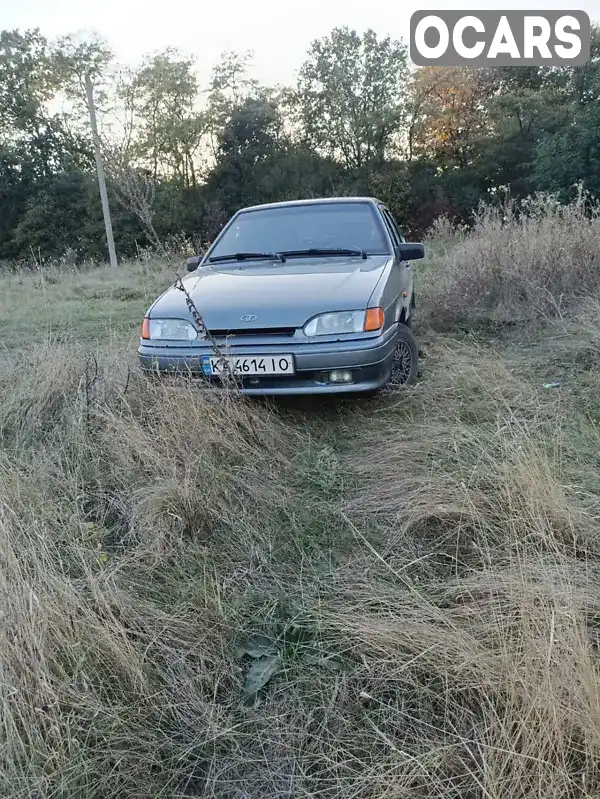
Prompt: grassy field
<box><xmin>3</xmin><ymin>197</ymin><xmax>600</xmax><ymax>797</ymax></box>
<box><xmin>0</xmin><ymin>256</ymin><xmax>177</xmax><ymax>357</ymax></box>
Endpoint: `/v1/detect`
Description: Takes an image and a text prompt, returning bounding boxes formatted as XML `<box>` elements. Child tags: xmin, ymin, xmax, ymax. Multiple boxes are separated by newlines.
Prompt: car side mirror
<box><xmin>398</xmin><ymin>243</ymin><xmax>424</xmax><ymax>261</ymax></box>
<box><xmin>186</xmin><ymin>255</ymin><xmax>202</xmax><ymax>272</ymax></box>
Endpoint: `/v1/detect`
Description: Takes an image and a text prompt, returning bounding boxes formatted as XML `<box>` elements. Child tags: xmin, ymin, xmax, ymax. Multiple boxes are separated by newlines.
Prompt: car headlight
<box><xmin>141</xmin><ymin>318</ymin><xmax>198</xmax><ymax>341</ymax></box>
<box><xmin>303</xmin><ymin>308</ymin><xmax>384</xmax><ymax>337</ymax></box>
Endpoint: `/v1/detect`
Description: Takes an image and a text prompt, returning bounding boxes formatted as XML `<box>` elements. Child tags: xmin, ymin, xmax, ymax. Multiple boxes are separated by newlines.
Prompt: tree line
<box><xmin>0</xmin><ymin>25</ymin><xmax>599</xmax><ymax>264</ymax></box>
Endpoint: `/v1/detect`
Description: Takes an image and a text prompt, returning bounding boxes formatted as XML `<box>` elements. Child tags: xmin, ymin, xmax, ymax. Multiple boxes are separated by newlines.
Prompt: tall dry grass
<box><xmin>336</xmin><ymin>320</ymin><xmax>600</xmax><ymax>798</ymax></box>
<box><xmin>423</xmin><ymin>190</ymin><xmax>600</xmax><ymax>329</ymax></box>
<box><xmin>0</xmin><ymin>344</ymin><xmax>308</xmax><ymax>797</ymax></box>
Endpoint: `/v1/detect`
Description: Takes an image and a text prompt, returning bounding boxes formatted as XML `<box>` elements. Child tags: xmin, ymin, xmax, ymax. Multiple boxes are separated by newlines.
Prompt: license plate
<box><xmin>201</xmin><ymin>354</ymin><xmax>295</xmax><ymax>376</ymax></box>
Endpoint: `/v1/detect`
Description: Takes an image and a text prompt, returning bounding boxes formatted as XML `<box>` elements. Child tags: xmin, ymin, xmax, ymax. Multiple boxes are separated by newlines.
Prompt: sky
<box><xmin>2</xmin><ymin>0</ymin><xmax>600</xmax><ymax>85</ymax></box>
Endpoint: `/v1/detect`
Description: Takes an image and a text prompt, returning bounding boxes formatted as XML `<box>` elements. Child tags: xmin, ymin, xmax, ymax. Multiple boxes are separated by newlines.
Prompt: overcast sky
<box><xmin>3</xmin><ymin>0</ymin><xmax>600</xmax><ymax>84</ymax></box>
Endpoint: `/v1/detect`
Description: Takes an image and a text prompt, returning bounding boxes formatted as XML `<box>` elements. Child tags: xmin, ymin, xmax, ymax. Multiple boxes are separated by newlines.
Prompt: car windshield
<box><xmin>207</xmin><ymin>202</ymin><xmax>391</xmax><ymax>261</ymax></box>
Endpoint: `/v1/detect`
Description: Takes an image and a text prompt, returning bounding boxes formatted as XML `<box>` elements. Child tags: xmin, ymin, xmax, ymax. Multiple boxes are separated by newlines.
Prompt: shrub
<box><xmin>424</xmin><ymin>189</ymin><xmax>600</xmax><ymax>329</ymax></box>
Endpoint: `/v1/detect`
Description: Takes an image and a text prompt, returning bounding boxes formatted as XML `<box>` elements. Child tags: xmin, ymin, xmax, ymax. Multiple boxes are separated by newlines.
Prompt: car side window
<box><xmin>379</xmin><ymin>206</ymin><xmax>400</xmax><ymax>248</ymax></box>
<box><xmin>383</xmin><ymin>209</ymin><xmax>405</xmax><ymax>243</ymax></box>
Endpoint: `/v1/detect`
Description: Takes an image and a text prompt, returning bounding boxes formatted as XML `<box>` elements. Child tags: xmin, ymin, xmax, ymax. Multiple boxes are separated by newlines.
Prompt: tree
<box><xmin>0</xmin><ymin>29</ymin><xmax>54</xmax><ymax>142</ymax></box>
<box><xmin>104</xmin><ymin>147</ymin><xmax>164</xmax><ymax>250</ymax></box>
<box><xmin>0</xmin><ymin>29</ymin><xmax>82</xmax><ymax>179</ymax></box>
<box><xmin>534</xmin><ymin>26</ymin><xmax>600</xmax><ymax>199</ymax></box>
<box><xmin>121</xmin><ymin>48</ymin><xmax>205</xmax><ymax>185</ymax></box>
<box><xmin>52</xmin><ymin>34</ymin><xmax>114</xmax><ymax>113</ymax></box>
<box><xmin>408</xmin><ymin>66</ymin><xmax>495</xmax><ymax>167</ymax></box>
<box><xmin>295</xmin><ymin>27</ymin><xmax>408</xmax><ymax>170</ymax></box>
<box><xmin>478</xmin><ymin>30</ymin><xmax>599</xmax><ymax>201</ymax></box>
<box><xmin>535</xmin><ymin>103</ymin><xmax>600</xmax><ymax>200</ymax></box>
<box><xmin>205</xmin><ymin>50</ymin><xmax>259</xmax><ymax>156</ymax></box>
<box><xmin>0</xmin><ymin>147</ymin><xmax>36</xmax><ymax>257</ymax></box>
<box><xmin>202</xmin><ymin>93</ymin><xmax>344</xmax><ymax>234</ymax></box>
<box><xmin>203</xmin><ymin>96</ymin><xmax>284</xmax><ymax>216</ymax></box>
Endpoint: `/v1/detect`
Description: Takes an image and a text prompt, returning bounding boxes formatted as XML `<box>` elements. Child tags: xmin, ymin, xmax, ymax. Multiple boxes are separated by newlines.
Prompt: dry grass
<box><xmin>0</xmin><ymin>344</ymin><xmax>313</xmax><ymax>797</ymax></box>
<box><xmin>422</xmin><ymin>191</ymin><xmax>600</xmax><ymax>330</ymax></box>
<box><xmin>3</xmin><ymin>201</ymin><xmax>600</xmax><ymax>796</ymax></box>
<box><xmin>0</xmin><ymin>255</ymin><xmax>178</xmax><ymax>357</ymax></box>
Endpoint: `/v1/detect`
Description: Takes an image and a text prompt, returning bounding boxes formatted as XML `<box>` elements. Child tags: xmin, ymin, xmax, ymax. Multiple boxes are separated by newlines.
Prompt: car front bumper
<box><xmin>137</xmin><ymin>328</ymin><xmax>397</xmax><ymax>395</ymax></box>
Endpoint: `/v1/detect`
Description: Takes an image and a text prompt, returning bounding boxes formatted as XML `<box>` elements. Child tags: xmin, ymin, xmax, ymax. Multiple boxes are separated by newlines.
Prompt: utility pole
<box><xmin>85</xmin><ymin>72</ymin><xmax>118</xmax><ymax>267</ymax></box>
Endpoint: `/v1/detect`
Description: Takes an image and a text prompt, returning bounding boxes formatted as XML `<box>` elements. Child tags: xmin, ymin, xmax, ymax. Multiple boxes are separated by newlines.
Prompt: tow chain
<box><xmin>173</xmin><ymin>276</ymin><xmax>239</xmax><ymax>390</ymax></box>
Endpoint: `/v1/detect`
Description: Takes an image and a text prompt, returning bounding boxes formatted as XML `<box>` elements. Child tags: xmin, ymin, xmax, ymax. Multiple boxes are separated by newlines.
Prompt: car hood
<box><xmin>148</xmin><ymin>255</ymin><xmax>391</xmax><ymax>329</ymax></box>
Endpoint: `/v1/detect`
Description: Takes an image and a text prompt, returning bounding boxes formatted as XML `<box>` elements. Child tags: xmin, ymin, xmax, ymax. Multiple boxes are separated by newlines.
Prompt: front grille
<box><xmin>206</xmin><ymin>327</ymin><xmax>296</xmax><ymax>337</ymax></box>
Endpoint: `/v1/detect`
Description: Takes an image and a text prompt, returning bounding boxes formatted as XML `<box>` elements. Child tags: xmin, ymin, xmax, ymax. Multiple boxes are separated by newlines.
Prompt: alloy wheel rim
<box><xmin>389</xmin><ymin>340</ymin><xmax>413</xmax><ymax>387</ymax></box>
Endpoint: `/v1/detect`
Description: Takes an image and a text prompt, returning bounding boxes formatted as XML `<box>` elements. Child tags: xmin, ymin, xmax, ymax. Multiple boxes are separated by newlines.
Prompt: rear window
<box><xmin>208</xmin><ymin>202</ymin><xmax>391</xmax><ymax>258</ymax></box>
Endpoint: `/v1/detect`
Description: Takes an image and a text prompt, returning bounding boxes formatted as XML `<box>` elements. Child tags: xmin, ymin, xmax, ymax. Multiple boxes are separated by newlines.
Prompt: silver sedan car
<box><xmin>138</xmin><ymin>197</ymin><xmax>424</xmax><ymax>395</ymax></box>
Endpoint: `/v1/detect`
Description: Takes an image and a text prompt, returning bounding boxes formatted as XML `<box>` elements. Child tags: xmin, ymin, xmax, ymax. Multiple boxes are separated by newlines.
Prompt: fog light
<box><xmin>328</xmin><ymin>370</ymin><xmax>353</xmax><ymax>383</ymax></box>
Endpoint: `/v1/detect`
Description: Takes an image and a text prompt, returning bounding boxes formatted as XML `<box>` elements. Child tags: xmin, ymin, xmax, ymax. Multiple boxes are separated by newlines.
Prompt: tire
<box><xmin>409</xmin><ymin>291</ymin><xmax>416</xmax><ymax>327</ymax></box>
<box><xmin>385</xmin><ymin>323</ymin><xmax>419</xmax><ymax>389</ymax></box>
<box><xmin>400</xmin><ymin>291</ymin><xmax>415</xmax><ymax>329</ymax></box>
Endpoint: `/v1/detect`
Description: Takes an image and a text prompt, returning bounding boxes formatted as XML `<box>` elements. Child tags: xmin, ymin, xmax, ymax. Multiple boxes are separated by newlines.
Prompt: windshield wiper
<box><xmin>208</xmin><ymin>251</ymin><xmax>286</xmax><ymax>263</ymax></box>
<box><xmin>280</xmin><ymin>248</ymin><xmax>367</xmax><ymax>260</ymax></box>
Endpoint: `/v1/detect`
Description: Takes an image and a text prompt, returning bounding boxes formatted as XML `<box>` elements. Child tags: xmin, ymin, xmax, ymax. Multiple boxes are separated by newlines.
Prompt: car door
<box><xmin>378</xmin><ymin>205</ymin><xmax>413</xmax><ymax>326</ymax></box>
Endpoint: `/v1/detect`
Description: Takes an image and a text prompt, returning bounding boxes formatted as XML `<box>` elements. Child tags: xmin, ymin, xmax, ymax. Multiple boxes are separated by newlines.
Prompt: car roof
<box><xmin>237</xmin><ymin>197</ymin><xmax>385</xmax><ymax>213</ymax></box>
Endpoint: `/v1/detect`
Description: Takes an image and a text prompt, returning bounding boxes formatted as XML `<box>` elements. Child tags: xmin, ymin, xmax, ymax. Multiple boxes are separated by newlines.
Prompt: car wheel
<box><xmin>386</xmin><ymin>323</ymin><xmax>419</xmax><ymax>389</ymax></box>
